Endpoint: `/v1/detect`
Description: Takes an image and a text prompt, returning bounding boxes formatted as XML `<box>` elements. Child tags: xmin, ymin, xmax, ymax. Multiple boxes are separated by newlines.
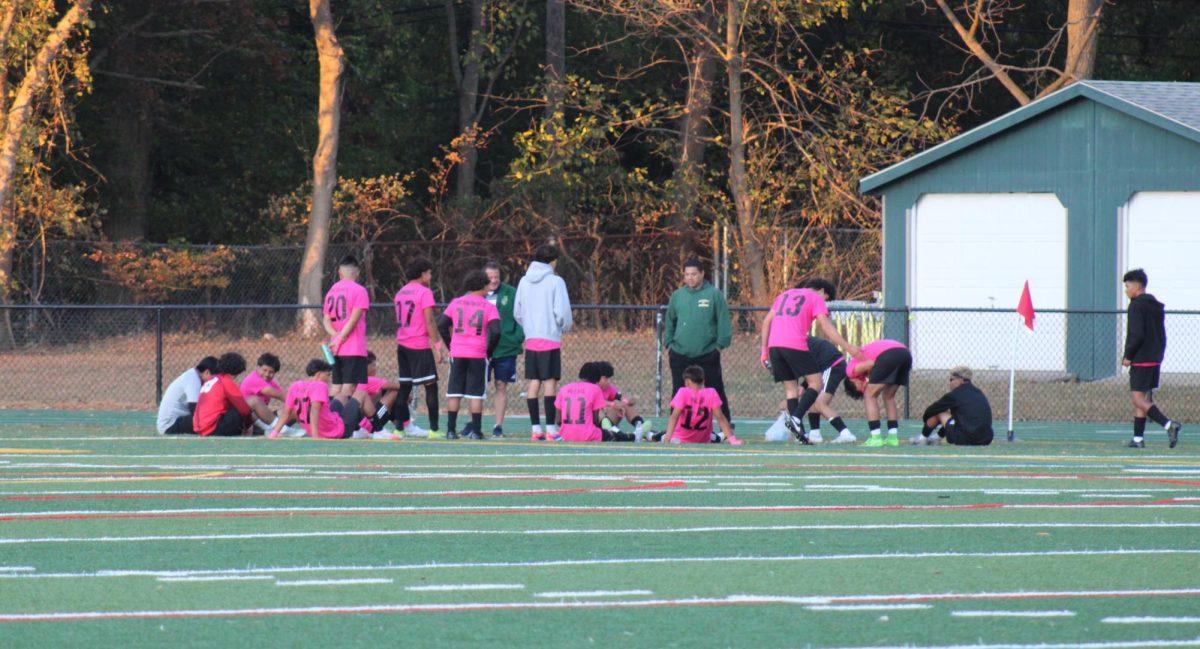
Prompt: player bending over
<box><xmin>912</xmin><ymin>366</ymin><xmax>994</xmax><ymax>446</ymax></box>
<box><xmin>269</xmin><ymin>359</ymin><xmax>368</xmax><ymax>439</ymax></box>
<box><xmin>157</xmin><ymin>356</ymin><xmax>217</xmax><ymax>435</ymax></box>
<box><xmin>437</xmin><ymin>270</ymin><xmax>501</xmax><ymax>440</ymax></box>
<box><xmin>801</xmin><ymin>335</ymin><xmax>856</xmax><ymax>444</ymax></box>
<box><xmin>594</xmin><ymin>361</ymin><xmax>646</xmax><ymax>438</ymax></box>
<box><xmin>240</xmin><ymin>353</ymin><xmax>284</xmax><ymax>435</ymax></box>
<box><xmin>842</xmin><ymin>338</ymin><xmax>913</xmax><ymax>447</ymax></box>
<box><xmin>656</xmin><ymin>365</ymin><xmax>740</xmax><ymax>445</ymax></box>
<box><xmin>555</xmin><ymin>362</ymin><xmax>636</xmax><ymax>442</ymax></box>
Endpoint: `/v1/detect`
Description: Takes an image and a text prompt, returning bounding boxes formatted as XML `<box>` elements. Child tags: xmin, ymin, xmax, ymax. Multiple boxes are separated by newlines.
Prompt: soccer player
<box><xmin>485</xmin><ymin>260</ymin><xmax>524</xmax><ymax>438</ymax></box>
<box><xmin>357</xmin><ymin>351</ymin><xmax>402</xmax><ymax>439</ymax></box>
<box><xmin>240</xmin><ymin>352</ymin><xmax>284</xmax><ymax>435</ymax></box>
<box><xmin>912</xmin><ymin>366</ymin><xmax>994</xmax><ymax>446</ymax></box>
<box><xmin>1122</xmin><ymin>268</ymin><xmax>1182</xmax><ymax>448</ymax></box>
<box><xmin>193</xmin><ymin>352</ymin><xmax>253</xmax><ymax>437</ymax></box>
<box><xmin>513</xmin><ymin>243</ymin><xmax>573</xmax><ymax>441</ymax></box>
<box><xmin>323</xmin><ymin>255</ymin><xmax>370</xmax><ymax>402</ymax></box>
<box><xmin>661</xmin><ymin>365</ymin><xmax>739</xmax><ymax>445</ymax></box>
<box><xmin>594</xmin><ymin>361</ymin><xmax>646</xmax><ymax>438</ymax></box>
<box><xmin>269</xmin><ymin>359</ymin><xmax>366</xmax><ymax>439</ymax></box>
<box><xmin>156</xmin><ymin>356</ymin><xmax>218</xmax><ymax>435</ymax></box>
<box><xmin>760</xmin><ymin>277</ymin><xmax>860</xmax><ymax>444</ymax></box>
<box><xmin>842</xmin><ymin>338</ymin><xmax>913</xmax><ymax>447</ymax></box>
<box><xmin>394</xmin><ymin>257</ymin><xmax>444</xmax><ymax>438</ymax></box>
<box><xmin>803</xmin><ymin>336</ymin><xmax>857</xmax><ymax>444</ymax></box>
<box><xmin>664</xmin><ymin>260</ymin><xmax>733</xmax><ymax>425</ymax></box>
<box><xmin>437</xmin><ymin>270</ymin><xmax>500</xmax><ymax>440</ymax></box>
<box><xmin>555</xmin><ymin>362</ymin><xmax>635</xmax><ymax>442</ymax></box>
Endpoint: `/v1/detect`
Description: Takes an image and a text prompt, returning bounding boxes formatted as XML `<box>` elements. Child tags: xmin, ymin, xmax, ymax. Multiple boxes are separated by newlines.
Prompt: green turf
<box><xmin>0</xmin><ymin>420</ymin><xmax>1198</xmax><ymax>648</ymax></box>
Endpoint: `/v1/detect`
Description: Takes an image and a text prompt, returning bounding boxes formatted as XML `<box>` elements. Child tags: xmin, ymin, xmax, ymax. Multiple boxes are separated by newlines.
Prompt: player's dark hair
<box><xmin>256</xmin><ymin>353</ymin><xmax>281</xmax><ymax>372</ymax></box>
<box><xmin>305</xmin><ymin>359</ymin><xmax>332</xmax><ymax>376</ymax></box>
<box><xmin>682</xmin><ymin>365</ymin><xmax>705</xmax><ymax>385</ymax></box>
<box><xmin>533</xmin><ymin>243</ymin><xmax>559</xmax><ymax>264</ymax></box>
<box><xmin>195</xmin><ymin>356</ymin><xmax>219</xmax><ymax>374</ymax></box>
<box><xmin>483</xmin><ymin>260</ymin><xmax>502</xmax><ymax>277</ymax></box>
<box><xmin>367</xmin><ymin>351</ymin><xmax>377</xmax><ymax>363</ymax></box>
<box><xmin>682</xmin><ymin>259</ymin><xmax>703</xmax><ymax>273</ymax></box>
<box><xmin>1123</xmin><ymin>268</ymin><xmax>1148</xmax><ymax>286</ymax></box>
<box><xmin>462</xmin><ymin>269</ymin><xmax>489</xmax><ymax>292</ymax></box>
<box><xmin>842</xmin><ymin>377</ymin><xmax>864</xmax><ymax>400</ymax></box>
<box><xmin>216</xmin><ymin>352</ymin><xmax>246</xmax><ymax>376</ymax></box>
<box><xmin>804</xmin><ymin>278</ymin><xmax>837</xmax><ymax>301</ymax></box>
<box><xmin>338</xmin><ymin>255</ymin><xmax>360</xmax><ymax>269</ymax></box>
<box><xmin>595</xmin><ymin>361</ymin><xmax>615</xmax><ymax>378</ymax></box>
<box><xmin>578</xmin><ymin>362</ymin><xmax>602</xmax><ymax>383</ymax></box>
<box><xmin>406</xmin><ymin>257</ymin><xmax>433</xmax><ymax>281</ymax></box>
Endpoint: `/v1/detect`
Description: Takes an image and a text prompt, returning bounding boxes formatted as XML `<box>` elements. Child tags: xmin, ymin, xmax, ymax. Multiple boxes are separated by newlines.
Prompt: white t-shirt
<box><xmin>156</xmin><ymin>369</ymin><xmax>203</xmax><ymax>433</ymax></box>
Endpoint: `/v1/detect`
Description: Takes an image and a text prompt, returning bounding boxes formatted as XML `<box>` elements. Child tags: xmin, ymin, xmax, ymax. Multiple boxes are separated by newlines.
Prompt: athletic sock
<box><xmin>396</xmin><ymin>383</ymin><xmax>413</xmax><ymax>425</ymax></box>
<box><xmin>808</xmin><ymin>413</ymin><xmax>821</xmax><ymax>432</ymax></box>
<box><xmin>795</xmin><ymin>388</ymin><xmax>819</xmax><ymax>418</ymax></box>
<box><xmin>446</xmin><ymin>411</ymin><xmax>458</xmax><ymax>434</ymax></box>
<box><xmin>543</xmin><ymin>396</ymin><xmax>556</xmax><ymax>428</ymax></box>
<box><xmin>527</xmin><ymin>398</ymin><xmax>541</xmax><ymax>426</ymax></box>
<box><xmin>786</xmin><ymin>398</ymin><xmax>799</xmax><ymax>419</ymax></box>
<box><xmin>375</xmin><ymin>405</ymin><xmax>388</xmax><ymax>421</ymax></box>
<box><xmin>425</xmin><ymin>384</ymin><xmax>440</xmax><ymax>431</ymax></box>
<box><xmin>471</xmin><ymin>412</ymin><xmax>482</xmax><ymax>434</ymax></box>
<box><xmin>1147</xmin><ymin>405</ymin><xmax>1169</xmax><ymax>428</ymax></box>
<box><xmin>921</xmin><ymin>423</ymin><xmax>934</xmax><ymax>437</ymax></box>
<box><xmin>829</xmin><ymin>417</ymin><xmax>848</xmax><ymax>434</ymax></box>
<box><xmin>868</xmin><ymin>420</ymin><xmax>881</xmax><ymax>436</ymax></box>
<box><xmin>887</xmin><ymin>420</ymin><xmax>899</xmax><ymax>436</ymax></box>
<box><xmin>1134</xmin><ymin>417</ymin><xmax>1147</xmax><ymax>438</ymax></box>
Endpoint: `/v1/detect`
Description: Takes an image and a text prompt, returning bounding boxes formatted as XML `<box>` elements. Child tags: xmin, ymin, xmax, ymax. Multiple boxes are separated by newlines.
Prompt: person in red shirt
<box><xmin>193</xmin><ymin>352</ymin><xmax>253</xmax><ymax>436</ymax></box>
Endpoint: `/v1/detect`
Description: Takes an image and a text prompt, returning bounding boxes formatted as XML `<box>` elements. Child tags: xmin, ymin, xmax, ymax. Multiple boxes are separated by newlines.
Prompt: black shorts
<box><xmin>397</xmin><ymin>345</ymin><xmax>438</xmax><ymax>384</ymax></box>
<box><xmin>945</xmin><ymin>421</ymin><xmax>994</xmax><ymax>446</ymax></box>
<box><xmin>448</xmin><ymin>357</ymin><xmax>488</xmax><ymax>399</ymax></box>
<box><xmin>823</xmin><ymin>361</ymin><xmax>847</xmax><ymax>396</ymax></box>
<box><xmin>163</xmin><ymin>415</ymin><xmax>197</xmax><ymax>435</ymax></box>
<box><xmin>525</xmin><ymin>349</ymin><xmax>562</xmax><ymax>381</ymax></box>
<box><xmin>1130</xmin><ymin>365</ymin><xmax>1160</xmax><ymax>393</ymax></box>
<box><xmin>869</xmin><ymin>348</ymin><xmax>912</xmax><ymax>386</ymax></box>
<box><xmin>210</xmin><ymin>408</ymin><xmax>245</xmax><ymax>437</ymax></box>
<box><xmin>769</xmin><ymin>347</ymin><xmax>820</xmax><ymax>382</ymax></box>
<box><xmin>332</xmin><ymin>355</ymin><xmax>369</xmax><ymax>385</ymax></box>
<box><xmin>329</xmin><ymin>397</ymin><xmax>362</xmax><ymax>439</ymax></box>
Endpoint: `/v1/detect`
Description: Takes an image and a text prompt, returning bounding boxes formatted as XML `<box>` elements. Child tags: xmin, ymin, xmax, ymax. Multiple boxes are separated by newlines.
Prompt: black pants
<box><xmin>669</xmin><ymin>349</ymin><xmax>731</xmax><ymax>423</ymax></box>
<box><xmin>210</xmin><ymin>408</ymin><xmax>246</xmax><ymax>437</ymax></box>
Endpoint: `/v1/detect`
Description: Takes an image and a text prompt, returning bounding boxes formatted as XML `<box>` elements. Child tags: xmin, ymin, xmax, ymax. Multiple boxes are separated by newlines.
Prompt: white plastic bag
<box><xmin>764</xmin><ymin>411</ymin><xmax>790</xmax><ymax>442</ymax></box>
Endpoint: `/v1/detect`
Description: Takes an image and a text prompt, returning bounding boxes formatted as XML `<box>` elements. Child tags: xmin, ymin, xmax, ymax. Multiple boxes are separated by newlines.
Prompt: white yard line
<box><xmin>276</xmin><ymin>578</ymin><xmax>393</xmax><ymax>587</ymax></box>
<box><xmin>404</xmin><ymin>584</ymin><xmax>524</xmax><ymax>592</ymax></box>
<box><xmin>157</xmin><ymin>576</ymin><xmax>275</xmax><ymax>583</ymax></box>
<box><xmin>534</xmin><ymin>590</ymin><xmax>652</xmax><ymax>598</ymax></box>
<box><xmin>951</xmin><ymin>610</ymin><xmax>1076</xmax><ymax>618</ymax></box>
<box><xmin>1103</xmin><ymin>617</ymin><xmax>1200</xmax><ymax>624</ymax></box>
<box><xmin>807</xmin><ymin>604</ymin><xmax>932</xmax><ymax>611</ymax></box>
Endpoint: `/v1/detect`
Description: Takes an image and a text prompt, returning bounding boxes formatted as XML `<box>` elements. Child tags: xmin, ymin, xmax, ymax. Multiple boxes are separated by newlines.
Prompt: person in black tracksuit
<box><xmin>913</xmin><ymin>366</ymin><xmax>994</xmax><ymax>446</ymax></box>
<box><xmin>1122</xmin><ymin>268</ymin><xmax>1181</xmax><ymax>449</ymax></box>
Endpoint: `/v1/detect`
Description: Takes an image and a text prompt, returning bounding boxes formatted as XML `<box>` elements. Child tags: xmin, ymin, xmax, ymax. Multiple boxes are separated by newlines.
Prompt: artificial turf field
<box><xmin>1</xmin><ymin>414</ymin><xmax>1198</xmax><ymax>649</ymax></box>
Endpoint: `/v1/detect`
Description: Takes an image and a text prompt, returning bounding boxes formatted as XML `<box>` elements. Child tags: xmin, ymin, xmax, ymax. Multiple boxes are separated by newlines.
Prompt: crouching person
<box><xmin>913</xmin><ymin>366</ymin><xmax>994</xmax><ymax>446</ymax></box>
<box><xmin>555</xmin><ymin>362</ymin><xmax>636</xmax><ymax>442</ymax></box>
<box><xmin>272</xmin><ymin>359</ymin><xmax>367</xmax><ymax>439</ymax></box>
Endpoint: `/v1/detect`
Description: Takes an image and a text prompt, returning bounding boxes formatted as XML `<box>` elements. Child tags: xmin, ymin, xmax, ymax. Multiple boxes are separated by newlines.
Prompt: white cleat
<box><xmin>909</xmin><ymin>434</ymin><xmax>928</xmax><ymax>446</ymax></box>
<box><xmin>282</xmin><ymin>426</ymin><xmax>309</xmax><ymax>438</ymax></box>
<box><xmin>351</xmin><ymin>428</ymin><xmax>371</xmax><ymax>439</ymax></box>
<box><xmin>403</xmin><ymin>423</ymin><xmax>428</xmax><ymax>438</ymax></box>
<box><xmin>831</xmin><ymin>430</ymin><xmax>857</xmax><ymax>444</ymax></box>
<box><xmin>806</xmin><ymin>430</ymin><xmax>824</xmax><ymax>444</ymax></box>
<box><xmin>372</xmin><ymin>430</ymin><xmax>400</xmax><ymax>440</ymax></box>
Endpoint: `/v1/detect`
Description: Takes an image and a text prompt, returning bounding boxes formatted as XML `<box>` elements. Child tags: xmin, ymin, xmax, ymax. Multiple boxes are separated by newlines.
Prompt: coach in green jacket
<box><xmin>486</xmin><ymin>260</ymin><xmax>525</xmax><ymax>437</ymax></box>
<box><xmin>664</xmin><ymin>259</ymin><xmax>733</xmax><ymax>423</ymax></box>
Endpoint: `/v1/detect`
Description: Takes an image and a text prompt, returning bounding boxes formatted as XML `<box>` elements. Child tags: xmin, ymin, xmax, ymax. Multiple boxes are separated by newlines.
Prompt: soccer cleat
<box><xmin>1126</xmin><ymin>438</ymin><xmax>1145</xmax><ymax>448</ymax></box>
<box><xmin>726</xmin><ymin>434</ymin><xmax>744</xmax><ymax>446</ymax></box>
<box><xmin>425</xmin><ymin>429</ymin><xmax>444</xmax><ymax>440</ymax></box>
<box><xmin>909</xmin><ymin>434</ymin><xmax>927</xmax><ymax>446</ymax></box>
<box><xmin>371</xmin><ymin>430</ymin><xmax>400</xmax><ymax>440</ymax></box>
<box><xmin>381</xmin><ymin>421</ymin><xmax>398</xmax><ymax>434</ymax></box>
<box><xmin>862</xmin><ymin>435</ymin><xmax>884</xmax><ymax>447</ymax></box>
<box><xmin>1168</xmin><ymin>422</ymin><xmax>1181</xmax><ymax>449</ymax></box>
<box><xmin>807</xmin><ymin>430</ymin><xmax>824</xmax><ymax>444</ymax></box>
<box><xmin>831</xmin><ymin>430</ymin><xmax>857</xmax><ymax>444</ymax></box>
<box><xmin>547</xmin><ymin>432</ymin><xmax>563</xmax><ymax>442</ymax></box>
<box><xmin>464</xmin><ymin>429</ymin><xmax>485</xmax><ymax>440</ymax></box>
<box><xmin>351</xmin><ymin>428</ymin><xmax>371</xmax><ymax>439</ymax></box>
<box><xmin>492</xmin><ymin>425</ymin><xmax>505</xmax><ymax>439</ymax></box>
<box><xmin>283</xmin><ymin>426</ymin><xmax>309</xmax><ymax>438</ymax></box>
<box><xmin>884</xmin><ymin>434</ymin><xmax>900</xmax><ymax>447</ymax></box>
<box><xmin>531</xmin><ymin>431</ymin><xmax>546</xmax><ymax>441</ymax></box>
<box><xmin>445</xmin><ymin>429</ymin><xmax>461</xmax><ymax>440</ymax></box>
<box><xmin>783</xmin><ymin>414</ymin><xmax>805</xmax><ymax>439</ymax></box>
<box><xmin>926</xmin><ymin>434</ymin><xmax>942</xmax><ymax>446</ymax></box>
<box><xmin>403</xmin><ymin>422</ymin><xmax>428</xmax><ymax>438</ymax></box>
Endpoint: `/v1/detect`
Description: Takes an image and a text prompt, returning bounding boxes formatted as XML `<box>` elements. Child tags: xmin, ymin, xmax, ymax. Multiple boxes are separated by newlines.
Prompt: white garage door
<box><xmin>908</xmin><ymin>193</ymin><xmax>1067</xmax><ymax>371</ymax></box>
<box><xmin>1122</xmin><ymin>191</ymin><xmax>1200</xmax><ymax>372</ymax></box>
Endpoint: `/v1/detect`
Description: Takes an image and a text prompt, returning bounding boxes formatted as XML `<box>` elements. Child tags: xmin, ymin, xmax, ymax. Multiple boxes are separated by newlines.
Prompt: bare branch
<box><xmin>92</xmin><ymin>70</ymin><xmax>204</xmax><ymax>90</ymax></box>
<box><xmin>933</xmin><ymin>0</ymin><xmax>1030</xmax><ymax>104</ymax></box>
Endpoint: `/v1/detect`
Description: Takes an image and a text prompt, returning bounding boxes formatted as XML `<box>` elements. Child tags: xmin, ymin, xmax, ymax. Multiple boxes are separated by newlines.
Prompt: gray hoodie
<box><xmin>513</xmin><ymin>261</ymin><xmax>573</xmax><ymax>343</ymax></box>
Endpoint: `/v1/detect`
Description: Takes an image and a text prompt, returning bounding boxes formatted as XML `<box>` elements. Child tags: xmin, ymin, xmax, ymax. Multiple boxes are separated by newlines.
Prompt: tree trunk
<box><xmin>101</xmin><ymin>86</ymin><xmax>152</xmax><ymax>241</ymax></box>
<box><xmin>0</xmin><ymin>0</ymin><xmax>93</xmax><ymax>309</ymax></box>
<box><xmin>543</xmin><ymin>0</ymin><xmax>566</xmax><ymax>223</ymax></box>
<box><xmin>452</xmin><ymin>0</ymin><xmax>485</xmax><ymax>202</ymax></box>
<box><xmin>725</xmin><ymin>0</ymin><xmax>766</xmax><ymax>305</ymax></box>
<box><xmin>670</xmin><ymin>21</ymin><xmax>718</xmax><ymax>251</ymax></box>
<box><xmin>298</xmin><ymin>0</ymin><xmax>345</xmax><ymax>336</ymax></box>
<box><xmin>1063</xmin><ymin>0</ymin><xmax>1103</xmax><ymax>82</ymax></box>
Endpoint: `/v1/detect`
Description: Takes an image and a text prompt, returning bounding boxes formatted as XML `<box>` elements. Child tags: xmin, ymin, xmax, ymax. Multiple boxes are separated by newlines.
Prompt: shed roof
<box><xmin>860</xmin><ymin>80</ymin><xmax>1200</xmax><ymax>195</ymax></box>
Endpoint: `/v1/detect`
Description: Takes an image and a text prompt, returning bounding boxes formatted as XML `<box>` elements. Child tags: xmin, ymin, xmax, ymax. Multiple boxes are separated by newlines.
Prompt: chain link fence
<box><xmin>2</xmin><ymin>304</ymin><xmax>1199</xmax><ymax>425</ymax></box>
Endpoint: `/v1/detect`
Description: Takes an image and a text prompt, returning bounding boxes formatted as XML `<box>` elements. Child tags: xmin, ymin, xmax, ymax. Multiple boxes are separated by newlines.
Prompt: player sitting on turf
<box><xmin>269</xmin><ymin>359</ymin><xmax>368</xmax><ymax>439</ymax></box>
<box><xmin>801</xmin><ymin>335</ymin><xmax>857</xmax><ymax>444</ymax></box>
<box><xmin>194</xmin><ymin>352</ymin><xmax>254</xmax><ymax>437</ymax></box>
<box><xmin>156</xmin><ymin>356</ymin><xmax>218</xmax><ymax>435</ymax></box>
<box><xmin>594</xmin><ymin>361</ymin><xmax>646</xmax><ymax>439</ymax></box>
<box><xmin>240</xmin><ymin>353</ymin><xmax>284</xmax><ymax>435</ymax></box>
<box><xmin>555</xmin><ymin>362</ymin><xmax>636</xmax><ymax>442</ymax></box>
<box><xmin>653</xmin><ymin>365</ymin><xmax>739</xmax><ymax>445</ymax></box>
<box><xmin>911</xmin><ymin>366</ymin><xmax>994</xmax><ymax>446</ymax></box>
<box><xmin>436</xmin><ymin>270</ymin><xmax>501</xmax><ymax>440</ymax></box>
<box><xmin>842</xmin><ymin>338</ymin><xmax>913</xmax><ymax>447</ymax></box>
<box><xmin>356</xmin><ymin>351</ymin><xmax>402</xmax><ymax>439</ymax></box>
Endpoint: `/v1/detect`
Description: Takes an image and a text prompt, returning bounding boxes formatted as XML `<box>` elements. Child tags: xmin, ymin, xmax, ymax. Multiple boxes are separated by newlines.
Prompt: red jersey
<box><xmin>193</xmin><ymin>374</ymin><xmax>251</xmax><ymax>436</ymax></box>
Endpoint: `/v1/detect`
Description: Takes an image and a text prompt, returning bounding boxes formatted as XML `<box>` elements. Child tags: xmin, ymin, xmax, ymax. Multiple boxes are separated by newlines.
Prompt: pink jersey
<box><xmin>324</xmin><ymin>279</ymin><xmax>370</xmax><ymax>356</ymax></box>
<box><xmin>601</xmin><ymin>382</ymin><xmax>620</xmax><ymax>402</ymax></box>
<box><xmin>298</xmin><ymin>380</ymin><xmax>345</xmax><ymax>439</ymax></box>
<box><xmin>240</xmin><ymin>372</ymin><xmax>281</xmax><ymax>403</ymax></box>
<box><xmin>356</xmin><ymin>375</ymin><xmax>389</xmax><ymax>398</ymax></box>
<box><xmin>445</xmin><ymin>294</ymin><xmax>499</xmax><ymax>359</ymax></box>
<box><xmin>766</xmin><ymin>288</ymin><xmax>828</xmax><ymax>351</ymax></box>
<box><xmin>394</xmin><ymin>281</ymin><xmax>436</xmax><ymax>349</ymax></box>
<box><xmin>669</xmin><ymin>386</ymin><xmax>723</xmax><ymax>444</ymax></box>
<box><xmin>846</xmin><ymin>339</ymin><xmax>908</xmax><ymax>379</ymax></box>
<box><xmin>525</xmin><ymin>338</ymin><xmax>561</xmax><ymax>352</ymax></box>
<box><xmin>554</xmin><ymin>381</ymin><xmax>606</xmax><ymax>441</ymax></box>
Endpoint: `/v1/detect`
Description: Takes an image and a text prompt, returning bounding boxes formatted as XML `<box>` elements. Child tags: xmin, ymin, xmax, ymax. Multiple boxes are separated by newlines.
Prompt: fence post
<box><xmin>654</xmin><ymin>308</ymin><xmax>664</xmax><ymax>418</ymax></box>
<box><xmin>155</xmin><ymin>307</ymin><xmax>164</xmax><ymax>406</ymax></box>
<box><xmin>903</xmin><ymin>306</ymin><xmax>911</xmax><ymax>419</ymax></box>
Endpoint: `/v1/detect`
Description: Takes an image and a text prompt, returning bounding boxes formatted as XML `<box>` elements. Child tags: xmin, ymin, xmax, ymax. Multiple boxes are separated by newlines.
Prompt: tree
<box><xmin>297</xmin><ymin>0</ymin><xmax>345</xmax><ymax>335</ymax></box>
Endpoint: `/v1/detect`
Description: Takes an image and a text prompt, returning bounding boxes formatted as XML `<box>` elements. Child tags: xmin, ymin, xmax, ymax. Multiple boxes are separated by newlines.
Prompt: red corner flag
<box><xmin>1017</xmin><ymin>281</ymin><xmax>1035</xmax><ymax>331</ymax></box>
